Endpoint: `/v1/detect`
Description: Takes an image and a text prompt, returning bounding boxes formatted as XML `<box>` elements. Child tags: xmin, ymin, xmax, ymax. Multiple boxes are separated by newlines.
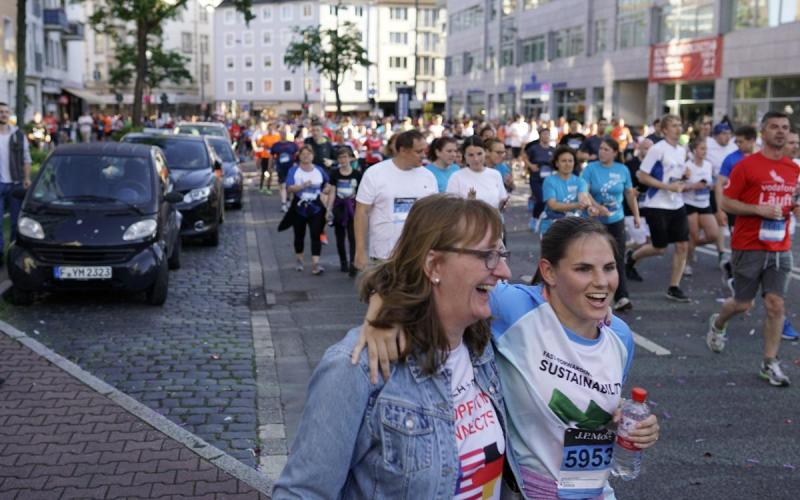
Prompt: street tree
<box><xmin>284</xmin><ymin>21</ymin><xmax>371</xmax><ymax>116</ymax></box>
<box><xmin>85</xmin><ymin>0</ymin><xmax>254</xmax><ymax>126</ymax></box>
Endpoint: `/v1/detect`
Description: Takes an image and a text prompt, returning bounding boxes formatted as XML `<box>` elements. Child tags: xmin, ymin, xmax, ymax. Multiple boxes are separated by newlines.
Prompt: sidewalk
<box><xmin>0</xmin><ymin>325</ymin><xmax>270</xmax><ymax>499</ymax></box>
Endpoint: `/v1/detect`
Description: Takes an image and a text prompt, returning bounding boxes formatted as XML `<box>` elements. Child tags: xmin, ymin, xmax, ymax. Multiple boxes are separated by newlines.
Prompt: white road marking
<box><xmin>632</xmin><ymin>331</ymin><xmax>672</xmax><ymax>356</ymax></box>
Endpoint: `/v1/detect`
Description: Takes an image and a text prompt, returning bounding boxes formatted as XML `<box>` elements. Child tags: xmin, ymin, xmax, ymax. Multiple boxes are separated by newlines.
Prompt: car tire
<box><xmin>146</xmin><ymin>259</ymin><xmax>169</xmax><ymax>306</ymax></box>
<box><xmin>233</xmin><ymin>199</ymin><xmax>243</xmax><ymax>210</ymax></box>
<box><xmin>10</xmin><ymin>286</ymin><xmax>33</xmax><ymax>306</ymax></box>
<box><xmin>167</xmin><ymin>236</ymin><xmax>181</xmax><ymax>270</ymax></box>
<box><xmin>206</xmin><ymin>226</ymin><xmax>220</xmax><ymax>247</ymax></box>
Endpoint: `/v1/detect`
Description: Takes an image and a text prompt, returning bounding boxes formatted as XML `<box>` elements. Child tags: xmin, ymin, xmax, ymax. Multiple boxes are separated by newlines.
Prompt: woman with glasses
<box><xmin>352</xmin><ymin>217</ymin><xmax>660</xmax><ymax>500</ymax></box>
<box><xmin>274</xmin><ymin>195</ymin><xmax>515</xmax><ymax>499</ymax></box>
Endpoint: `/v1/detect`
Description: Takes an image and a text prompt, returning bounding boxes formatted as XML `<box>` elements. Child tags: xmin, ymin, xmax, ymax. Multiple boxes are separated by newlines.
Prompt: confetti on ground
<box><xmin>677</xmin><ymin>378</ymin><xmax>686</xmax><ymax>385</ymax></box>
<box><xmin>785</xmin><ymin>419</ymin><xmax>793</xmax><ymax>425</ymax></box>
<box><xmin>745</xmin><ymin>458</ymin><xmax>760</xmax><ymax>464</ymax></box>
<box><xmin>694</xmin><ymin>438</ymin><xmax>706</xmax><ymax>443</ymax></box>
<box><xmin>210</xmin><ymin>354</ymin><xmax>220</xmax><ymax>360</ymax></box>
<box><xmin>716</xmin><ymin>298</ymin><xmax>726</xmax><ymax>303</ymax></box>
<box><xmin>33</xmin><ymin>330</ymin><xmax>40</xmax><ymax>335</ymax></box>
<box><xmin>224</xmin><ymin>416</ymin><xmax>233</xmax><ymax>422</ymax></box>
<box><xmin>748</xmin><ymin>329</ymin><xmax>755</xmax><ymax>336</ymax></box>
<box><xmin>662</xmin><ymin>411</ymin><xmax>672</xmax><ymax>420</ymax></box>
<box><xmin>784</xmin><ymin>464</ymin><xmax>795</xmax><ymax>470</ymax></box>
<box><xmin>726</xmin><ymin>382</ymin><xmax>737</xmax><ymax>386</ymax></box>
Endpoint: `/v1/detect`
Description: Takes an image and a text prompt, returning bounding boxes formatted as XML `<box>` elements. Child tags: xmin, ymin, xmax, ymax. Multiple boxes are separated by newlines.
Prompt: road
<box><xmin>2</xmin><ymin>161</ymin><xmax>798</xmax><ymax>498</ymax></box>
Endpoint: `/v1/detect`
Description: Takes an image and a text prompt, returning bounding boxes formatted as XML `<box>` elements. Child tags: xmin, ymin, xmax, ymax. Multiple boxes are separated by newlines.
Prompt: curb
<box><xmin>0</xmin><ymin>313</ymin><xmax>273</xmax><ymax>496</ymax></box>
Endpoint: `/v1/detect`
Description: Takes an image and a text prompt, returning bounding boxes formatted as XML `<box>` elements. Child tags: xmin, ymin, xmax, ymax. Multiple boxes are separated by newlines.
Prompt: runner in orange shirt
<box><xmin>255</xmin><ymin>122</ymin><xmax>281</xmax><ymax>193</ymax></box>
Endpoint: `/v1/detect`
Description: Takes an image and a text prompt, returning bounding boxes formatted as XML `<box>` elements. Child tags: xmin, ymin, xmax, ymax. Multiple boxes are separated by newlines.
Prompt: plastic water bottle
<box><xmin>611</xmin><ymin>387</ymin><xmax>650</xmax><ymax>480</ymax></box>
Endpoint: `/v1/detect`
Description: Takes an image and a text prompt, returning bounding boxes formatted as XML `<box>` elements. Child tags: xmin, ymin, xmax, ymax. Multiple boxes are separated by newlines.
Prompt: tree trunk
<box><xmin>15</xmin><ymin>0</ymin><xmax>27</xmax><ymax>123</ymax></box>
<box><xmin>132</xmin><ymin>20</ymin><xmax>149</xmax><ymax>126</ymax></box>
<box><xmin>334</xmin><ymin>81</ymin><xmax>342</xmax><ymax>116</ymax></box>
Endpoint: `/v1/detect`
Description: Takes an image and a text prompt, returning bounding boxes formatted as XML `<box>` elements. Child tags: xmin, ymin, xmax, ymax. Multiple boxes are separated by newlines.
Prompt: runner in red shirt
<box><xmin>706</xmin><ymin>111</ymin><xmax>800</xmax><ymax>386</ymax></box>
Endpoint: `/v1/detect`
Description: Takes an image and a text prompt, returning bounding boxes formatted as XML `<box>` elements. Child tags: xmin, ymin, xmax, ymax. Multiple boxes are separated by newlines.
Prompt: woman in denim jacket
<box><xmin>274</xmin><ymin>195</ymin><xmax>518</xmax><ymax>499</ymax></box>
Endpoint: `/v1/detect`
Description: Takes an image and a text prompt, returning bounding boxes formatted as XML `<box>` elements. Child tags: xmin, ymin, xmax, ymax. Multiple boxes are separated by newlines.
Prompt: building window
<box><xmin>592</xmin><ymin>87</ymin><xmax>605</xmax><ymax>121</ymax></box>
<box><xmin>521</xmin><ymin>35</ymin><xmax>546</xmax><ymax>63</ymax></box>
<box><xmin>225</xmin><ymin>56</ymin><xmax>235</xmax><ymax>70</ymax></box>
<box><xmin>199</xmin><ymin>7</ymin><xmax>209</xmax><ymax>23</ymax></box>
<box><xmin>389</xmin><ymin>32</ymin><xmax>408</xmax><ymax>44</ymax></box>
<box><xmin>281</xmin><ymin>5</ymin><xmax>292</xmax><ymax>21</ymax></box>
<box><xmin>730</xmin><ymin>76</ymin><xmax>800</xmax><ymax>131</ymax></box>
<box><xmin>224</xmin><ymin>9</ymin><xmax>234</xmax><ymax>24</ymax></box>
<box><xmin>263</xmin><ymin>79</ymin><xmax>273</xmax><ymax>93</ymax></box>
<box><xmin>617</xmin><ymin>0</ymin><xmax>649</xmax><ymax>49</ymax></box>
<box><xmin>226</xmin><ymin>80</ymin><xmax>235</xmax><ymax>93</ymax></box>
<box><xmin>261</xmin><ymin>6</ymin><xmax>272</xmax><ymax>20</ymax></box>
<box><xmin>181</xmin><ymin>32</ymin><xmax>193</xmax><ymax>53</ymax></box>
<box><xmin>200</xmin><ymin>35</ymin><xmax>209</xmax><ymax>54</ymax></box>
<box><xmin>225</xmin><ymin>32</ymin><xmax>234</xmax><ymax>48</ymax></box>
<box><xmin>302</xmin><ymin>3</ymin><xmax>312</xmax><ymax>18</ymax></box>
<box><xmin>281</xmin><ymin>30</ymin><xmax>291</xmax><ymax>44</ymax></box>
<box><xmin>283</xmin><ymin>79</ymin><xmax>292</xmax><ymax>92</ymax></box>
<box><xmin>93</xmin><ymin>63</ymin><xmax>104</xmax><ymax>81</ymax></box>
<box><xmin>244</xmin><ymin>79</ymin><xmax>254</xmax><ymax>93</ymax></box>
<box><xmin>501</xmin><ymin>0</ymin><xmax>517</xmax><ymax>16</ymax></box>
<box><xmin>390</xmin><ymin>7</ymin><xmax>408</xmax><ymax>20</ymax></box>
<box><xmin>523</xmin><ymin>0</ymin><xmax>554</xmax><ymax>10</ymax></box>
<box><xmin>243</xmin><ymin>31</ymin><xmax>253</xmax><ymax>47</ymax></box>
<box><xmin>263</xmin><ymin>55</ymin><xmax>273</xmax><ymax>69</ymax></box>
<box><xmin>389</xmin><ymin>56</ymin><xmax>408</xmax><ymax>69</ymax></box>
<box><xmin>554</xmin><ymin>89</ymin><xmax>587</xmax><ymax>122</ymax></box>
<box><xmin>659</xmin><ymin>1</ymin><xmax>714</xmax><ymax>42</ymax></box>
<box><xmin>555</xmin><ymin>26</ymin><xmax>584</xmax><ymax>58</ymax></box>
<box><xmin>500</xmin><ymin>46</ymin><xmax>514</xmax><ymax>67</ymax></box>
<box><xmin>389</xmin><ymin>81</ymin><xmax>408</xmax><ymax>92</ymax></box>
<box><xmin>201</xmin><ymin>63</ymin><xmax>209</xmax><ymax>83</ymax></box>
<box><xmin>593</xmin><ymin>19</ymin><xmax>607</xmax><ymax>54</ymax></box>
<box><xmin>449</xmin><ymin>5</ymin><xmax>484</xmax><ymax>34</ymax></box>
<box><xmin>733</xmin><ymin>0</ymin><xmax>800</xmax><ymax>29</ymax></box>
<box><xmin>419</xmin><ymin>56</ymin><xmax>436</xmax><ymax>76</ymax></box>
<box><xmin>418</xmin><ymin>8</ymin><xmax>440</xmax><ymax>27</ymax></box>
<box><xmin>3</xmin><ymin>18</ymin><xmax>13</xmax><ymax>51</ymax></box>
<box><xmin>244</xmin><ymin>55</ymin><xmax>253</xmax><ymax>70</ymax></box>
<box><xmin>355</xmin><ymin>80</ymin><xmax>363</xmax><ymax>91</ymax></box>
<box><xmin>355</xmin><ymin>6</ymin><xmax>364</xmax><ymax>16</ymax></box>
<box><xmin>262</xmin><ymin>31</ymin><xmax>272</xmax><ymax>46</ymax></box>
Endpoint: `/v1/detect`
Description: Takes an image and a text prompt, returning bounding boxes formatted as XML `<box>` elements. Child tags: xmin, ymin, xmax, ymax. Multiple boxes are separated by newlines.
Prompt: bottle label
<box><xmin>615</xmin><ymin>434</ymin><xmax>641</xmax><ymax>451</ymax></box>
<box><xmin>557</xmin><ymin>427</ymin><xmax>614</xmax><ymax>498</ymax></box>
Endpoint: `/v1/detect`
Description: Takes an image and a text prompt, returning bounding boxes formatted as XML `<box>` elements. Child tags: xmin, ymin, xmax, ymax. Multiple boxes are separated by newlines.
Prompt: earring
<box><xmin>432</xmin><ymin>278</ymin><xmax>441</xmax><ymax>285</ymax></box>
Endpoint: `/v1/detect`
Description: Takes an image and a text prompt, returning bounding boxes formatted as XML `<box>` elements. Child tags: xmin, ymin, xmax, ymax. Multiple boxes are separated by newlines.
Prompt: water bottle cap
<box><xmin>631</xmin><ymin>387</ymin><xmax>648</xmax><ymax>403</ymax></box>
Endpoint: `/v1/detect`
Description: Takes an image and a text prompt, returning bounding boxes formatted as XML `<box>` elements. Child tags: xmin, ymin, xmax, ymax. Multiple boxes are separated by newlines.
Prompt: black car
<box><xmin>123</xmin><ymin>133</ymin><xmax>224</xmax><ymax>245</ymax></box>
<box><xmin>208</xmin><ymin>136</ymin><xmax>243</xmax><ymax>209</ymax></box>
<box><xmin>7</xmin><ymin>143</ymin><xmax>183</xmax><ymax>306</ymax></box>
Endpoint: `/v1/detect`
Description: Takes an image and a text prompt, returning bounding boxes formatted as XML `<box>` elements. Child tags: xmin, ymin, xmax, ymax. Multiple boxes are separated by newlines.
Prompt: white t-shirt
<box><xmin>447</xmin><ymin>342</ymin><xmax>505</xmax><ymax>500</ymax></box>
<box><xmin>355</xmin><ymin>159</ymin><xmax>437</xmax><ymax>259</ymax></box>
<box><xmin>508</xmin><ymin>121</ymin><xmax>530</xmax><ymax>148</ymax></box>
<box><xmin>682</xmin><ymin>159</ymin><xmax>713</xmax><ymax>208</ymax></box>
<box><xmin>446</xmin><ymin>167</ymin><xmax>508</xmax><ymax>210</ymax></box>
<box><xmin>639</xmin><ymin>139</ymin><xmax>687</xmax><ymax>210</ymax></box>
<box><xmin>705</xmin><ymin>136</ymin><xmax>737</xmax><ymax>179</ymax></box>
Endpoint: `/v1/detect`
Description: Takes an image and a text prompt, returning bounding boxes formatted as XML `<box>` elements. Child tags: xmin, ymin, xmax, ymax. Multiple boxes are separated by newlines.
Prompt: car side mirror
<box><xmin>12</xmin><ymin>187</ymin><xmax>27</xmax><ymax>200</ymax></box>
<box><xmin>164</xmin><ymin>192</ymin><xmax>184</xmax><ymax>204</ymax></box>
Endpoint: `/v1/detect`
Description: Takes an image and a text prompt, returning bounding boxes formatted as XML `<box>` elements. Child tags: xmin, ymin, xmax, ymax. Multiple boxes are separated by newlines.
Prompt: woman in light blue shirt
<box><xmin>539</xmin><ymin>146</ymin><xmax>591</xmax><ymax>235</ymax></box>
<box><xmin>425</xmin><ymin>137</ymin><xmax>460</xmax><ymax>192</ymax></box>
<box><xmin>582</xmin><ymin>138</ymin><xmax>641</xmax><ymax>312</ymax></box>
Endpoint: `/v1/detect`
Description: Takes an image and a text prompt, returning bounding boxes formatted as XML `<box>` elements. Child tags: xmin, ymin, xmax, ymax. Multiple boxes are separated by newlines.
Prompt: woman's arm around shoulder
<box><xmin>273</xmin><ymin>329</ymin><xmax>376</xmax><ymax>499</ymax></box>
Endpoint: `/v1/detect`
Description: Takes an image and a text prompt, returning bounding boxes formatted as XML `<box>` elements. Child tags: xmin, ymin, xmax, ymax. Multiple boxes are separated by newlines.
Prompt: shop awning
<box><xmin>63</xmin><ymin>87</ymin><xmax>109</xmax><ymax>105</ymax></box>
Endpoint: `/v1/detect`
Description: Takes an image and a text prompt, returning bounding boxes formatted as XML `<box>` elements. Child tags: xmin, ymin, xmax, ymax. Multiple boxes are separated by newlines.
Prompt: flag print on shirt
<box><xmin>454</xmin><ymin>442</ymin><xmax>504</xmax><ymax>500</ymax></box>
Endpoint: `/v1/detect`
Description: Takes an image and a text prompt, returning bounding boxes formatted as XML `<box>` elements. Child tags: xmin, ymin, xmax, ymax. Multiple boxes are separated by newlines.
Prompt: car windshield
<box><xmin>125</xmin><ymin>137</ymin><xmax>208</xmax><ymax>170</ymax></box>
<box><xmin>209</xmin><ymin>139</ymin><xmax>236</xmax><ymax>162</ymax></box>
<box><xmin>31</xmin><ymin>155</ymin><xmax>154</xmax><ymax>207</ymax></box>
<box><xmin>175</xmin><ymin>125</ymin><xmax>228</xmax><ymax>139</ymax></box>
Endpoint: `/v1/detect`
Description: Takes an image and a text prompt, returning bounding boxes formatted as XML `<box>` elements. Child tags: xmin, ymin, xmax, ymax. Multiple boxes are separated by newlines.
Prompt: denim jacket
<box><xmin>273</xmin><ymin>328</ymin><xmax>521</xmax><ymax>499</ymax></box>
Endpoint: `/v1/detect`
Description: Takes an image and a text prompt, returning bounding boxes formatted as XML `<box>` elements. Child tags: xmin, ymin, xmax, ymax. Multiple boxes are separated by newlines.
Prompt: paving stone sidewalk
<box><xmin>0</xmin><ymin>332</ymin><xmax>270</xmax><ymax>499</ymax></box>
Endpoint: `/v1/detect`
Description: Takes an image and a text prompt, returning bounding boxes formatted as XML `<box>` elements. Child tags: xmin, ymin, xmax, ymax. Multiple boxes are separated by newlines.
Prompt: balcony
<box><xmin>63</xmin><ymin>22</ymin><xmax>85</xmax><ymax>41</ymax></box>
<box><xmin>43</xmin><ymin>8</ymin><xmax>69</xmax><ymax>32</ymax></box>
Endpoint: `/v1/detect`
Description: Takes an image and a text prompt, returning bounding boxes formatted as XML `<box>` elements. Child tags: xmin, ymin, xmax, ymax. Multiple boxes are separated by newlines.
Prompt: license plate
<box><xmin>54</xmin><ymin>266</ymin><xmax>112</xmax><ymax>280</ymax></box>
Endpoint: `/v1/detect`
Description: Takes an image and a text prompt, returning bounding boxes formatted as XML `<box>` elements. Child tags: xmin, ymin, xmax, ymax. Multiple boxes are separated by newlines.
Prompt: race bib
<box><xmin>337</xmin><ymin>179</ymin><xmax>355</xmax><ymax>198</ymax></box>
<box><xmin>557</xmin><ymin>428</ymin><xmax>614</xmax><ymax>499</ymax></box>
<box><xmin>279</xmin><ymin>153</ymin><xmax>290</xmax><ymax>164</ymax></box>
<box><xmin>759</xmin><ymin>219</ymin><xmax>787</xmax><ymax>243</ymax></box>
<box><xmin>393</xmin><ymin>197</ymin><xmax>416</xmax><ymax>223</ymax></box>
<box><xmin>695</xmin><ymin>187</ymin><xmax>710</xmax><ymax>201</ymax></box>
<box><xmin>540</xmin><ymin>166</ymin><xmax>553</xmax><ymax>178</ymax></box>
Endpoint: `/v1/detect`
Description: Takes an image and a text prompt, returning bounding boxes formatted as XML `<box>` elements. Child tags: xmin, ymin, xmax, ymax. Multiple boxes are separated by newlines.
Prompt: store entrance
<box><xmin>678</xmin><ymin>102</ymin><xmax>713</xmax><ymax>125</ymax></box>
<box><xmin>662</xmin><ymin>82</ymin><xmax>714</xmax><ymax>126</ymax></box>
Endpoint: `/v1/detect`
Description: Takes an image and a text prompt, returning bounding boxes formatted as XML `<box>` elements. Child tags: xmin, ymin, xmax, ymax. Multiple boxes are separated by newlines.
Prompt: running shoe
<box><xmin>613</xmin><ymin>297</ymin><xmax>633</xmax><ymax>312</ymax></box>
<box><xmin>666</xmin><ymin>286</ymin><xmax>690</xmax><ymax>302</ymax></box>
<box><xmin>340</xmin><ymin>261</ymin><xmax>349</xmax><ymax>273</ymax></box>
<box><xmin>625</xmin><ymin>250</ymin><xmax>643</xmax><ymax>282</ymax></box>
<box><xmin>683</xmin><ymin>265</ymin><xmax>693</xmax><ymax>277</ymax></box>
<box><xmin>312</xmin><ymin>264</ymin><xmax>325</xmax><ymax>276</ymax></box>
<box><xmin>320</xmin><ymin>233</ymin><xmax>329</xmax><ymax>245</ymax></box>
<box><xmin>295</xmin><ymin>262</ymin><xmax>304</xmax><ymax>272</ymax></box>
<box><xmin>706</xmin><ymin>313</ymin><xmax>727</xmax><ymax>353</ymax></box>
<box><xmin>281</xmin><ymin>203</ymin><xmax>288</xmax><ymax>213</ymax></box>
<box><xmin>759</xmin><ymin>358</ymin><xmax>791</xmax><ymax>387</ymax></box>
<box><xmin>782</xmin><ymin>319</ymin><xmax>799</xmax><ymax>341</ymax></box>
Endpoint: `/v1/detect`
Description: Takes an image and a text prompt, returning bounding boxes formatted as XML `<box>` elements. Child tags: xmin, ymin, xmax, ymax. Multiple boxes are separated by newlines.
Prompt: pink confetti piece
<box><xmin>662</xmin><ymin>411</ymin><xmax>672</xmax><ymax>420</ymax></box>
<box><xmin>745</xmin><ymin>458</ymin><xmax>760</xmax><ymax>464</ymax></box>
<box><xmin>783</xmin><ymin>464</ymin><xmax>795</xmax><ymax>470</ymax></box>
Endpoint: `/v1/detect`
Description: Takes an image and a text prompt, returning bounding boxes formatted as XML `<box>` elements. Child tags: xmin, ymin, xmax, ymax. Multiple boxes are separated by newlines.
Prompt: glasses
<box><xmin>435</xmin><ymin>246</ymin><xmax>510</xmax><ymax>270</ymax></box>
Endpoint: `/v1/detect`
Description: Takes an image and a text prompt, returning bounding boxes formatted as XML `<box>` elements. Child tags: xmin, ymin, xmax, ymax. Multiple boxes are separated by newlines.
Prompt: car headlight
<box><xmin>223</xmin><ymin>176</ymin><xmax>235</xmax><ymax>187</ymax></box>
<box><xmin>18</xmin><ymin>217</ymin><xmax>45</xmax><ymax>240</ymax></box>
<box><xmin>123</xmin><ymin>219</ymin><xmax>158</xmax><ymax>241</ymax></box>
<box><xmin>183</xmin><ymin>186</ymin><xmax>211</xmax><ymax>203</ymax></box>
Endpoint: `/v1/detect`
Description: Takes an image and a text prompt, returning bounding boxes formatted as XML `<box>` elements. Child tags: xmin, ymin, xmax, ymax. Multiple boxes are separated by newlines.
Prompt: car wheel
<box><xmin>10</xmin><ymin>286</ymin><xmax>34</xmax><ymax>306</ymax></box>
<box><xmin>167</xmin><ymin>236</ymin><xmax>182</xmax><ymax>270</ymax></box>
<box><xmin>145</xmin><ymin>259</ymin><xmax>169</xmax><ymax>306</ymax></box>
<box><xmin>206</xmin><ymin>226</ymin><xmax>220</xmax><ymax>247</ymax></box>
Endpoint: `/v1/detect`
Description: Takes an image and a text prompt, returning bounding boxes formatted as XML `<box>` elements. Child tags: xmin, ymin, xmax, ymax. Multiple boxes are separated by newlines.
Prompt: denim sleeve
<box><xmin>272</xmin><ymin>343</ymin><xmax>374</xmax><ymax>499</ymax></box>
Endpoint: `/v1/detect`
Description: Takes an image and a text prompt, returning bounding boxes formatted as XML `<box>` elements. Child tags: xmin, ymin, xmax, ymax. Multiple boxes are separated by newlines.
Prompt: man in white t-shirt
<box><xmin>705</xmin><ymin>123</ymin><xmax>738</xmax><ymax>258</ymax></box>
<box><xmin>625</xmin><ymin>114</ymin><xmax>691</xmax><ymax>302</ymax></box>
<box><xmin>507</xmin><ymin>114</ymin><xmax>530</xmax><ymax>159</ymax></box>
<box><xmin>354</xmin><ymin>130</ymin><xmax>437</xmax><ymax>269</ymax></box>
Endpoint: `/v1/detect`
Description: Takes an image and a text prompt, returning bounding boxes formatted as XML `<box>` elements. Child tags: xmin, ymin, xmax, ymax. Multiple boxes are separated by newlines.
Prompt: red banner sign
<box><xmin>649</xmin><ymin>36</ymin><xmax>722</xmax><ymax>82</ymax></box>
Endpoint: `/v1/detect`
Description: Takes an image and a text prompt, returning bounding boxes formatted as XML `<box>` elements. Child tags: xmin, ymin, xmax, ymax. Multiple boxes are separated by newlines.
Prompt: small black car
<box><xmin>208</xmin><ymin>136</ymin><xmax>243</xmax><ymax>209</ymax></box>
<box><xmin>123</xmin><ymin>133</ymin><xmax>224</xmax><ymax>245</ymax></box>
<box><xmin>7</xmin><ymin>143</ymin><xmax>183</xmax><ymax>306</ymax></box>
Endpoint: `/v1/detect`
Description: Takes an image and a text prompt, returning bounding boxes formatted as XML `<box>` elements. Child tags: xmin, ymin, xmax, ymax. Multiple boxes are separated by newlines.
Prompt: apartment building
<box><xmin>445</xmin><ymin>0</ymin><xmax>800</xmax><ymax>129</ymax></box>
<box><xmin>214</xmin><ymin>0</ymin><xmax>447</xmax><ymax>117</ymax></box>
<box><xmin>80</xmin><ymin>0</ymin><xmax>214</xmax><ymax>116</ymax></box>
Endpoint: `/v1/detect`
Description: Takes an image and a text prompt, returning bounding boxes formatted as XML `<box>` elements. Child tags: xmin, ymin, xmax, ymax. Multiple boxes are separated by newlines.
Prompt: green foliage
<box><xmin>108</xmin><ymin>40</ymin><xmax>192</xmax><ymax>90</ymax></box>
<box><xmin>30</xmin><ymin>147</ymin><xmax>48</xmax><ymax>170</ymax></box>
<box><xmin>284</xmin><ymin>21</ymin><xmax>371</xmax><ymax>113</ymax></box>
